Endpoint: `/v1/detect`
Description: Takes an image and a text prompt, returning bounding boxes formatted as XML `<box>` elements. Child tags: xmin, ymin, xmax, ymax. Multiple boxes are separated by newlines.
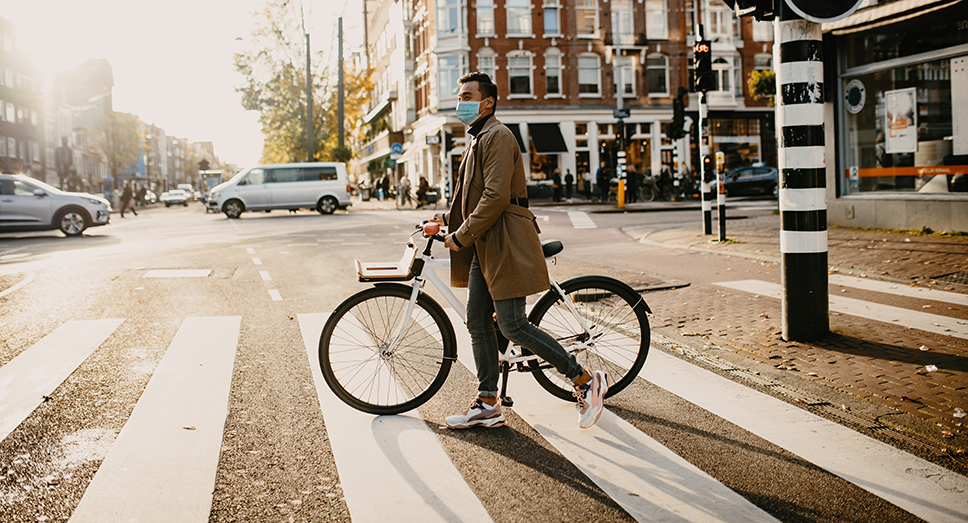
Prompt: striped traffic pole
<box><xmin>776</xmin><ymin>3</ymin><xmax>828</xmax><ymax>341</ymax></box>
<box><xmin>699</xmin><ymin>92</ymin><xmax>712</xmax><ymax>234</ymax></box>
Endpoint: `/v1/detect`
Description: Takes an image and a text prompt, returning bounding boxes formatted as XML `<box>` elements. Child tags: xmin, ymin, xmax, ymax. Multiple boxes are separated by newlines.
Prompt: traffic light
<box><xmin>722</xmin><ymin>0</ymin><xmax>775</xmax><ymax>21</ymax></box>
<box><xmin>444</xmin><ymin>132</ymin><xmax>453</xmax><ymax>153</ymax></box>
<box><xmin>694</xmin><ymin>40</ymin><xmax>714</xmax><ymax>93</ymax></box>
<box><xmin>670</xmin><ymin>88</ymin><xmax>686</xmax><ymax>140</ymax></box>
<box><xmin>616</xmin><ymin>121</ymin><xmax>625</xmax><ymax>149</ymax></box>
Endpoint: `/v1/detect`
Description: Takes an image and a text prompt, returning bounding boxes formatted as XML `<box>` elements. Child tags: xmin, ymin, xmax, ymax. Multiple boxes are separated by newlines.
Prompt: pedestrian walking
<box><xmin>432</xmin><ymin>71</ymin><xmax>609</xmax><ymax>430</ymax></box>
<box><xmin>564</xmin><ymin>169</ymin><xmax>574</xmax><ymax>199</ymax></box>
<box><xmin>136</xmin><ymin>185</ymin><xmax>147</xmax><ymax>207</ymax></box>
<box><xmin>596</xmin><ymin>161</ymin><xmax>611</xmax><ymax>203</ymax></box>
<box><xmin>120</xmin><ymin>182</ymin><xmax>137</xmax><ymax>217</ymax></box>
<box><xmin>416</xmin><ymin>176</ymin><xmax>430</xmax><ymax>209</ymax></box>
<box><xmin>400</xmin><ymin>177</ymin><xmax>412</xmax><ymax>207</ymax></box>
<box><xmin>552</xmin><ymin>169</ymin><xmax>562</xmax><ymax>202</ymax></box>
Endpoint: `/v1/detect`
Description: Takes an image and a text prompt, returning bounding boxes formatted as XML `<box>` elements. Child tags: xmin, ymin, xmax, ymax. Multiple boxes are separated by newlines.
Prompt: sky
<box><xmin>4</xmin><ymin>0</ymin><xmax>365</xmax><ymax>169</ymax></box>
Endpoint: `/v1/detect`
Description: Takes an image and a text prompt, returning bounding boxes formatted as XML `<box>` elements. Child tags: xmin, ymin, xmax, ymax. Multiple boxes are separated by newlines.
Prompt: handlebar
<box><xmin>417</xmin><ymin>221</ymin><xmax>447</xmax><ymax>243</ymax></box>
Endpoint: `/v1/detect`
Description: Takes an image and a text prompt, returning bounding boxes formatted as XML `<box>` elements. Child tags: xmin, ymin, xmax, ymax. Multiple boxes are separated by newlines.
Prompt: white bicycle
<box><xmin>318</xmin><ymin>222</ymin><xmax>652</xmax><ymax>415</ymax></box>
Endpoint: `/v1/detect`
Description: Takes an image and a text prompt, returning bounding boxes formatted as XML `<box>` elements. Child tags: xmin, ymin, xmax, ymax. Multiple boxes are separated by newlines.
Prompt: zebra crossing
<box><xmin>2</xmin><ymin>313</ymin><xmax>967</xmax><ymax>522</ymax></box>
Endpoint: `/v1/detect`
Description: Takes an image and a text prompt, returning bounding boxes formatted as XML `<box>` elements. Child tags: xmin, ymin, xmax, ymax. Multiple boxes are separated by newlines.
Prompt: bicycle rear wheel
<box><xmin>319</xmin><ymin>284</ymin><xmax>457</xmax><ymax>415</ymax></box>
<box><xmin>526</xmin><ymin>276</ymin><xmax>650</xmax><ymax>402</ymax></box>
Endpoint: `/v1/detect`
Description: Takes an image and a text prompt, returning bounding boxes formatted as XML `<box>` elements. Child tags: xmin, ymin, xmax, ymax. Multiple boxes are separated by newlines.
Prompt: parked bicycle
<box><xmin>318</xmin><ymin>222</ymin><xmax>652</xmax><ymax>415</ymax></box>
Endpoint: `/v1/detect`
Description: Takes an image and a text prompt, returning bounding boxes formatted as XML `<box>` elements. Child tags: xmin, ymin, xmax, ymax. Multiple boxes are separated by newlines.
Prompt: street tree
<box><xmin>92</xmin><ymin>110</ymin><xmax>143</xmax><ymax>190</ymax></box>
<box><xmin>235</xmin><ymin>0</ymin><xmax>371</xmax><ymax>164</ymax></box>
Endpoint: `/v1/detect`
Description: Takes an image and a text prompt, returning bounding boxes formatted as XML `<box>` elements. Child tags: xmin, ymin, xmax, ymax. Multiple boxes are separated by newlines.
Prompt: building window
<box><xmin>707</xmin><ymin>1</ymin><xmax>733</xmax><ymax>40</ymax></box>
<box><xmin>477</xmin><ymin>0</ymin><xmax>495</xmax><ymax>35</ymax></box>
<box><xmin>544</xmin><ymin>48</ymin><xmax>563</xmax><ymax>96</ymax></box>
<box><xmin>752</xmin><ymin>20</ymin><xmax>773</xmax><ymax>42</ymax></box>
<box><xmin>506</xmin><ymin>0</ymin><xmax>533</xmax><ymax>36</ymax></box>
<box><xmin>0</xmin><ymin>135</ymin><xmax>5</xmax><ymax>157</ymax></box>
<box><xmin>576</xmin><ymin>0</ymin><xmax>598</xmax><ymax>37</ymax></box>
<box><xmin>437</xmin><ymin>0</ymin><xmax>462</xmax><ymax>35</ymax></box>
<box><xmin>31</xmin><ymin>141</ymin><xmax>40</xmax><ymax>163</ymax></box>
<box><xmin>477</xmin><ymin>48</ymin><xmax>497</xmax><ymax>82</ymax></box>
<box><xmin>754</xmin><ymin>54</ymin><xmax>772</xmax><ymax>70</ymax></box>
<box><xmin>438</xmin><ymin>55</ymin><xmax>465</xmax><ymax>98</ymax></box>
<box><xmin>508</xmin><ymin>52</ymin><xmax>534</xmax><ymax>96</ymax></box>
<box><xmin>543</xmin><ymin>0</ymin><xmax>561</xmax><ymax>36</ymax></box>
<box><xmin>733</xmin><ymin>56</ymin><xmax>743</xmax><ymax>98</ymax></box>
<box><xmin>578</xmin><ymin>54</ymin><xmax>601</xmax><ymax>96</ymax></box>
<box><xmin>645</xmin><ymin>0</ymin><xmax>668</xmax><ymax>40</ymax></box>
<box><xmin>0</xmin><ymin>99</ymin><xmax>4</xmax><ymax>122</ymax></box>
<box><xmin>713</xmin><ymin>56</ymin><xmax>732</xmax><ymax>93</ymax></box>
<box><xmin>685</xmin><ymin>0</ymin><xmax>696</xmax><ymax>36</ymax></box>
<box><xmin>611</xmin><ymin>0</ymin><xmax>634</xmax><ymax>46</ymax></box>
<box><xmin>647</xmin><ymin>54</ymin><xmax>669</xmax><ymax>96</ymax></box>
<box><xmin>613</xmin><ymin>55</ymin><xmax>636</xmax><ymax>98</ymax></box>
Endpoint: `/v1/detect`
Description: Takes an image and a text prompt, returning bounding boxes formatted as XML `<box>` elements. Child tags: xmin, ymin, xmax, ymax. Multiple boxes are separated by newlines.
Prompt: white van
<box><xmin>208</xmin><ymin>162</ymin><xmax>352</xmax><ymax>218</ymax></box>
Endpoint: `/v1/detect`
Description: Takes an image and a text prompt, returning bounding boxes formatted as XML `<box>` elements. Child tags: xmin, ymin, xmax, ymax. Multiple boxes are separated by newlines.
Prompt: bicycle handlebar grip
<box><xmin>423</xmin><ymin>222</ymin><xmax>440</xmax><ymax>236</ymax></box>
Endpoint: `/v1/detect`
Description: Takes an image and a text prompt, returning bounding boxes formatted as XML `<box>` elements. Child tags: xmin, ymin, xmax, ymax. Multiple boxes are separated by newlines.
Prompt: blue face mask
<box><xmin>456</xmin><ymin>101</ymin><xmax>482</xmax><ymax>125</ymax></box>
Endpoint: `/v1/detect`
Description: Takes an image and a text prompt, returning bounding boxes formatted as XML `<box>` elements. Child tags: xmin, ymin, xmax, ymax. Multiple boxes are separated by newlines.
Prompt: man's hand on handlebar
<box><xmin>430</xmin><ymin>212</ymin><xmax>446</xmax><ymax>226</ymax></box>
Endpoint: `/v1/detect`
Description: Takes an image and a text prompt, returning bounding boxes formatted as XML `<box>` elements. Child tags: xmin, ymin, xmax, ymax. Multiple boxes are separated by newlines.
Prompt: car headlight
<box><xmin>211</xmin><ymin>190</ymin><xmax>220</xmax><ymax>199</ymax></box>
<box><xmin>88</xmin><ymin>197</ymin><xmax>107</xmax><ymax>206</ymax></box>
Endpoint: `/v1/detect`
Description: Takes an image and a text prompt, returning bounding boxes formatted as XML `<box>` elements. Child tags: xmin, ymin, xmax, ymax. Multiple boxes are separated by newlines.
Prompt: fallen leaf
<box><xmin>941</xmin><ymin>431</ymin><xmax>954</xmax><ymax>439</ymax></box>
<box><xmin>183</xmin><ymin>426</ymin><xmax>196</xmax><ymax>430</ymax></box>
<box><xmin>923</xmin><ymin>305</ymin><xmax>932</xmax><ymax>308</ymax></box>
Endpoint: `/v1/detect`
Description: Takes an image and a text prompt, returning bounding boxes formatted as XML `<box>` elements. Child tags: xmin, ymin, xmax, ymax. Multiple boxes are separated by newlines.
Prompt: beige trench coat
<box><xmin>443</xmin><ymin>116</ymin><xmax>550</xmax><ymax>300</ymax></box>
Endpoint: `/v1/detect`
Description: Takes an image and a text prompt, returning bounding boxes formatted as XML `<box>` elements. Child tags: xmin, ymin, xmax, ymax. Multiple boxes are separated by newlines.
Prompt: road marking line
<box><xmin>268</xmin><ymin>289</ymin><xmax>283</xmax><ymax>301</ymax></box>
<box><xmin>567</xmin><ymin>211</ymin><xmax>597</xmax><ymax>229</ymax></box>
<box><xmin>246</xmin><ymin>248</ymin><xmax>255</xmax><ymax>254</ymax></box>
<box><xmin>830</xmin><ymin>274</ymin><xmax>968</xmax><ymax>307</ymax></box>
<box><xmin>0</xmin><ymin>270</ymin><xmax>34</xmax><ymax>298</ymax></box>
<box><xmin>0</xmin><ymin>319</ymin><xmax>124</xmax><ymax>441</ymax></box>
<box><xmin>641</xmin><ymin>344</ymin><xmax>968</xmax><ymax>523</ymax></box>
<box><xmin>252</xmin><ymin>257</ymin><xmax>262</xmax><ymax>265</ymax></box>
<box><xmin>714</xmin><ymin>279</ymin><xmax>968</xmax><ymax>339</ymax></box>
<box><xmin>287</xmin><ymin>243</ymin><xmax>318</xmax><ymax>247</ymax></box>
<box><xmin>341</xmin><ymin>242</ymin><xmax>373</xmax><ymax>246</ymax></box>
<box><xmin>259</xmin><ymin>271</ymin><xmax>272</xmax><ymax>281</ymax></box>
<box><xmin>143</xmin><ymin>270</ymin><xmax>212</xmax><ymax>278</ymax></box>
<box><xmin>298</xmin><ymin>314</ymin><xmax>492</xmax><ymax>523</ymax></box>
<box><xmin>68</xmin><ymin>316</ymin><xmax>241</xmax><ymax>523</ymax></box>
<box><xmin>444</xmin><ymin>309</ymin><xmax>779</xmax><ymax>523</ymax></box>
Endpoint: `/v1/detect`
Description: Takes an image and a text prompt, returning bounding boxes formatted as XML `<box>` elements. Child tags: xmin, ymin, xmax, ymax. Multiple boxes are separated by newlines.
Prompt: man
<box><xmin>432</xmin><ymin>72</ymin><xmax>608</xmax><ymax>430</ymax></box>
<box><xmin>596</xmin><ymin>161</ymin><xmax>611</xmax><ymax>202</ymax></box>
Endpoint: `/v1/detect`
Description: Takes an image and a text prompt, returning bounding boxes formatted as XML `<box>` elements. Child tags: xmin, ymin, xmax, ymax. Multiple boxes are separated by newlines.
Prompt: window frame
<box><xmin>437</xmin><ymin>53</ymin><xmax>466</xmax><ymax>101</ymax></box>
<box><xmin>647</xmin><ymin>53</ymin><xmax>670</xmax><ymax>97</ymax></box>
<box><xmin>575</xmin><ymin>0</ymin><xmax>599</xmax><ymax>39</ymax></box>
<box><xmin>645</xmin><ymin>0</ymin><xmax>668</xmax><ymax>41</ymax></box>
<box><xmin>611</xmin><ymin>0</ymin><xmax>635</xmax><ymax>46</ymax></box>
<box><xmin>712</xmin><ymin>56</ymin><xmax>732</xmax><ymax>94</ymax></box>
<box><xmin>436</xmin><ymin>0</ymin><xmax>463</xmax><ymax>35</ymax></box>
<box><xmin>612</xmin><ymin>54</ymin><xmax>637</xmax><ymax>98</ymax></box>
<box><xmin>476</xmin><ymin>47</ymin><xmax>497</xmax><ymax>83</ymax></box>
<box><xmin>476</xmin><ymin>0</ymin><xmax>496</xmax><ymax>37</ymax></box>
<box><xmin>578</xmin><ymin>53</ymin><xmax>602</xmax><ymax>98</ymax></box>
<box><xmin>544</xmin><ymin>48</ymin><xmax>564</xmax><ymax>98</ymax></box>
<box><xmin>752</xmin><ymin>19</ymin><xmax>773</xmax><ymax>42</ymax></box>
<box><xmin>507</xmin><ymin>51</ymin><xmax>535</xmax><ymax>98</ymax></box>
<box><xmin>506</xmin><ymin>0</ymin><xmax>534</xmax><ymax>37</ymax></box>
<box><xmin>542</xmin><ymin>0</ymin><xmax>562</xmax><ymax>37</ymax></box>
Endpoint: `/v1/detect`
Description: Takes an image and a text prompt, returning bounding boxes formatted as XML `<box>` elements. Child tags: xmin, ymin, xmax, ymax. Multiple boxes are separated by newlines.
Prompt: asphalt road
<box><xmin>0</xmin><ymin>202</ymin><xmax>964</xmax><ymax>523</ymax></box>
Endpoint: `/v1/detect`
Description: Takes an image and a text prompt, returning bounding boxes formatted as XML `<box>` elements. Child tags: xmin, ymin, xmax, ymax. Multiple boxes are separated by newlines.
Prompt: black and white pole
<box><xmin>699</xmin><ymin>92</ymin><xmax>712</xmax><ymax>234</ymax></box>
<box><xmin>776</xmin><ymin>2</ymin><xmax>828</xmax><ymax>341</ymax></box>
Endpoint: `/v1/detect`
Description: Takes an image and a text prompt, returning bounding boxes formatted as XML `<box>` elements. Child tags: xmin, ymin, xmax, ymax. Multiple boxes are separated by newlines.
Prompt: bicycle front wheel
<box><xmin>527</xmin><ymin>276</ymin><xmax>651</xmax><ymax>402</ymax></box>
<box><xmin>319</xmin><ymin>284</ymin><xmax>457</xmax><ymax>415</ymax></box>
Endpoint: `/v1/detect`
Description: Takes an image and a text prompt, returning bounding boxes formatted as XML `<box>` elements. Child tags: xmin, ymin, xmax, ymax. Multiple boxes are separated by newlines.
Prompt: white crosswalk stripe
<box><xmin>0</xmin><ymin>319</ymin><xmax>124</xmax><ymax>441</ymax></box>
<box><xmin>568</xmin><ymin>211</ymin><xmax>598</xmax><ymax>229</ymax></box>
<box><xmin>714</xmin><ymin>279</ymin><xmax>968</xmax><ymax>339</ymax></box>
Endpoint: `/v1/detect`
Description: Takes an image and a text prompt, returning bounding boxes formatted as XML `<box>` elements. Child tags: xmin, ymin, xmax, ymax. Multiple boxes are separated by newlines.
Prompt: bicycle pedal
<box><xmin>500</xmin><ymin>396</ymin><xmax>513</xmax><ymax>407</ymax></box>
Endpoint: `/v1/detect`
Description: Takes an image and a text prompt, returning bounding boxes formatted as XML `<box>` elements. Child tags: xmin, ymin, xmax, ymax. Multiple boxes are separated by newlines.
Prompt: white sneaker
<box><xmin>445</xmin><ymin>398</ymin><xmax>505</xmax><ymax>429</ymax></box>
<box><xmin>574</xmin><ymin>370</ymin><xmax>609</xmax><ymax>429</ymax></box>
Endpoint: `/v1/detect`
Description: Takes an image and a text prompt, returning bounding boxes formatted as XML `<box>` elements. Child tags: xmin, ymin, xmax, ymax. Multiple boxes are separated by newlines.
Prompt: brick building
<box><xmin>357</xmin><ymin>0</ymin><xmax>778</xmax><ymax>198</ymax></box>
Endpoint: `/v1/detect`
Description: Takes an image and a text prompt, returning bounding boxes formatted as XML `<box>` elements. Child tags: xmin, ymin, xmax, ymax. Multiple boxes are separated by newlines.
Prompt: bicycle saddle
<box><xmin>541</xmin><ymin>240</ymin><xmax>563</xmax><ymax>258</ymax></box>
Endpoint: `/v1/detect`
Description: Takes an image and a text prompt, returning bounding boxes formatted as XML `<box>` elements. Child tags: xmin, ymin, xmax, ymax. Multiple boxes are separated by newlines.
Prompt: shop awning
<box><xmin>823</xmin><ymin>0</ymin><xmax>959</xmax><ymax>35</ymax></box>
<box><xmin>528</xmin><ymin>123</ymin><xmax>569</xmax><ymax>154</ymax></box>
<box><xmin>505</xmin><ymin>123</ymin><xmax>528</xmax><ymax>153</ymax></box>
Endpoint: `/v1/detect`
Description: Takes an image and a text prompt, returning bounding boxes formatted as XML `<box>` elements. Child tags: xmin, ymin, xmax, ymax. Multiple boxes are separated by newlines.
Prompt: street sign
<box><xmin>613</xmin><ymin>108</ymin><xmax>630</xmax><ymax>119</ymax></box>
<box><xmin>390</xmin><ymin>143</ymin><xmax>403</xmax><ymax>155</ymax></box>
<box><xmin>784</xmin><ymin>0</ymin><xmax>863</xmax><ymax>23</ymax></box>
<box><xmin>425</xmin><ymin>135</ymin><xmax>441</xmax><ymax>145</ymax></box>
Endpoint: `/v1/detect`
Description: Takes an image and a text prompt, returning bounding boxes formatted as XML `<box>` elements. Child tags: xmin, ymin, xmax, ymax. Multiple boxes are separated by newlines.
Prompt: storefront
<box><xmin>828</xmin><ymin>0</ymin><xmax>968</xmax><ymax>232</ymax></box>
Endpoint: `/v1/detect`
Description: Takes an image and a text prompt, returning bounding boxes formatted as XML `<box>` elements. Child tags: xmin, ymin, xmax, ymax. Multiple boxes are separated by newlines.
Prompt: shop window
<box><xmin>843</xmin><ymin>58</ymin><xmax>964</xmax><ymax>194</ymax></box>
<box><xmin>645</xmin><ymin>0</ymin><xmax>668</xmax><ymax>40</ymax></box>
<box><xmin>578</xmin><ymin>54</ymin><xmax>601</xmax><ymax>96</ymax></box>
<box><xmin>576</xmin><ymin>0</ymin><xmax>598</xmax><ymax>37</ymax></box>
<box><xmin>507</xmin><ymin>0</ymin><xmax>533</xmax><ymax>36</ymax></box>
<box><xmin>476</xmin><ymin>0</ymin><xmax>495</xmax><ymax>36</ymax></box>
<box><xmin>543</xmin><ymin>0</ymin><xmax>561</xmax><ymax>36</ymax></box>
<box><xmin>647</xmin><ymin>54</ymin><xmax>669</xmax><ymax>96</ymax></box>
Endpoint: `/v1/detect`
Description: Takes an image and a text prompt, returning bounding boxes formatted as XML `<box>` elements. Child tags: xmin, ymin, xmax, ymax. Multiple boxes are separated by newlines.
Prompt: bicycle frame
<box><xmin>383</xmin><ymin>232</ymin><xmax>597</xmax><ymax>369</ymax></box>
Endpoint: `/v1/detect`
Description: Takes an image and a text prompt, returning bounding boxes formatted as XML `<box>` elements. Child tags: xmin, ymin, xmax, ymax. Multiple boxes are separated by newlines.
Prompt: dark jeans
<box><xmin>466</xmin><ymin>254</ymin><xmax>584</xmax><ymax>397</ymax></box>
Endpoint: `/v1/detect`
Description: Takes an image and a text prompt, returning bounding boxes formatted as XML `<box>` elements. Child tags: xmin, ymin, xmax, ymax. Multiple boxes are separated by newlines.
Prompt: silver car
<box><xmin>0</xmin><ymin>174</ymin><xmax>112</xmax><ymax>236</ymax></box>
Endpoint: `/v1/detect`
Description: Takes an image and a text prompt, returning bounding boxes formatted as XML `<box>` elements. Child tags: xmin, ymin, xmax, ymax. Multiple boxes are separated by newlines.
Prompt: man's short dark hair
<box><xmin>458</xmin><ymin>71</ymin><xmax>498</xmax><ymax>107</ymax></box>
